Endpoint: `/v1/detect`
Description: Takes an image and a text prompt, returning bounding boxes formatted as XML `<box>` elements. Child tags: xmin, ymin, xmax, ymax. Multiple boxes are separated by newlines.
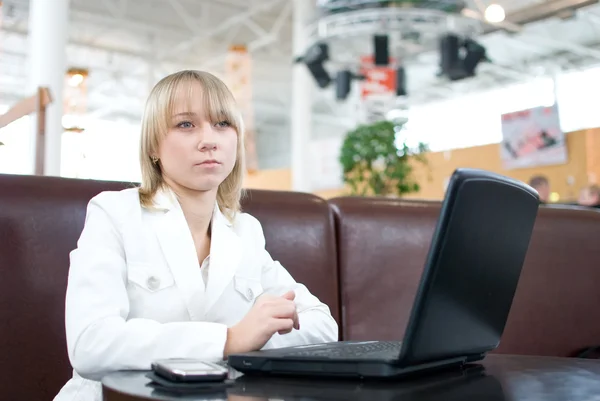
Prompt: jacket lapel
<box><xmin>151</xmin><ymin>189</ymin><xmax>206</xmax><ymax>320</ymax></box>
<box><xmin>149</xmin><ymin>189</ymin><xmax>242</xmax><ymax>318</ymax></box>
<box><xmin>204</xmin><ymin>205</ymin><xmax>242</xmax><ymax>312</ymax></box>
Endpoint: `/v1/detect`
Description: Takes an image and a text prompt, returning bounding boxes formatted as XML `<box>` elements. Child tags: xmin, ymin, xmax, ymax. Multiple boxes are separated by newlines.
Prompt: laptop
<box><xmin>228</xmin><ymin>168</ymin><xmax>540</xmax><ymax>378</ymax></box>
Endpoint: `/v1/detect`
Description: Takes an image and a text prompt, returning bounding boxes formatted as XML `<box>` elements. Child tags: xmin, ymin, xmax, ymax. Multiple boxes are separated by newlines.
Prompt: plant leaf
<box><xmin>340</xmin><ymin>119</ymin><xmax>430</xmax><ymax>197</ymax></box>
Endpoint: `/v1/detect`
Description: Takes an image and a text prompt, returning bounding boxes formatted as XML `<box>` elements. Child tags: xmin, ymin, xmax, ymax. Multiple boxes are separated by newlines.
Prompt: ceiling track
<box><xmin>483</xmin><ymin>0</ymin><xmax>599</xmax><ymax>34</ymax></box>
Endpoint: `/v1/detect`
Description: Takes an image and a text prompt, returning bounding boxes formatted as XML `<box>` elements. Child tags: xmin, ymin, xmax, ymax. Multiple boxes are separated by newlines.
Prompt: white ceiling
<box><xmin>1</xmin><ymin>0</ymin><xmax>600</xmax><ymax>167</ymax></box>
<box><xmin>1</xmin><ymin>0</ymin><xmax>296</xmax><ymax>121</ymax></box>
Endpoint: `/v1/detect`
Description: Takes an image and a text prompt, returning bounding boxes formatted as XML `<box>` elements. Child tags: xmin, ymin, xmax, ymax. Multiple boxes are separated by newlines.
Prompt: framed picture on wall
<box><xmin>500</xmin><ymin>103</ymin><xmax>568</xmax><ymax>170</ymax></box>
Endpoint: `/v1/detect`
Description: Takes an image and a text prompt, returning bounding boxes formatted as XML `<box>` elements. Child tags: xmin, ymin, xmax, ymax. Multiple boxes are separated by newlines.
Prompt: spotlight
<box><xmin>438</xmin><ymin>34</ymin><xmax>490</xmax><ymax>81</ymax></box>
<box><xmin>335</xmin><ymin>70</ymin><xmax>366</xmax><ymax>101</ymax></box>
<box><xmin>462</xmin><ymin>38</ymin><xmax>489</xmax><ymax>76</ymax></box>
<box><xmin>374</xmin><ymin>35</ymin><xmax>389</xmax><ymax>66</ymax></box>
<box><xmin>396</xmin><ymin>66</ymin><xmax>407</xmax><ymax>97</ymax></box>
<box><xmin>336</xmin><ymin>70</ymin><xmax>352</xmax><ymax>100</ymax></box>
<box><xmin>295</xmin><ymin>42</ymin><xmax>332</xmax><ymax>88</ymax></box>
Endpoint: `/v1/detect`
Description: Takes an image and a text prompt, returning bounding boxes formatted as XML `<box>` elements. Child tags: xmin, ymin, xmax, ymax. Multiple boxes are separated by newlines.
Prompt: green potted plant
<box><xmin>339</xmin><ymin>120</ymin><xmax>428</xmax><ymax>197</ymax></box>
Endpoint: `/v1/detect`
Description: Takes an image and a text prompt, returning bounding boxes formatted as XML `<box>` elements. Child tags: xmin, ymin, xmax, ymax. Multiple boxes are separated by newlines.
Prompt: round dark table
<box><xmin>102</xmin><ymin>355</ymin><xmax>600</xmax><ymax>401</ymax></box>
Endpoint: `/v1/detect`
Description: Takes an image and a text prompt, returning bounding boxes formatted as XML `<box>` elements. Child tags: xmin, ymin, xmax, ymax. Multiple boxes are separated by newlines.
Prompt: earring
<box><xmin>151</xmin><ymin>156</ymin><xmax>159</xmax><ymax>164</ymax></box>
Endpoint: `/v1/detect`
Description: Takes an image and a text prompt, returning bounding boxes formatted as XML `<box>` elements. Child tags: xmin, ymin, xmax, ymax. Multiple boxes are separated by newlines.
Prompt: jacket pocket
<box><xmin>127</xmin><ymin>263</ymin><xmax>175</xmax><ymax>293</ymax></box>
<box><xmin>234</xmin><ymin>276</ymin><xmax>264</xmax><ymax>303</ymax></box>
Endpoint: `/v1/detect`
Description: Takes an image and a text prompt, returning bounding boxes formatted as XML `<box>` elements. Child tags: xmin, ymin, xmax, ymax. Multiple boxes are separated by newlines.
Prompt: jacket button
<box><xmin>147</xmin><ymin>276</ymin><xmax>160</xmax><ymax>291</ymax></box>
<box><xmin>246</xmin><ymin>288</ymin><xmax>254</xmax><ymax>300</ymax></box>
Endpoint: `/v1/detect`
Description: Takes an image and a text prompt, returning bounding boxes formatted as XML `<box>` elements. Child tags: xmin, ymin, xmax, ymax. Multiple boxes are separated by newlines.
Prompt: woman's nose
<box><xmin>200</xmin><ymin>141</ymin><xmax>217</xmax><ymax>151</ymax></box>
<box><xmin>197</xmin><ymin>123</ymin><xmax>218</xmax><ymax>151</ymax></box>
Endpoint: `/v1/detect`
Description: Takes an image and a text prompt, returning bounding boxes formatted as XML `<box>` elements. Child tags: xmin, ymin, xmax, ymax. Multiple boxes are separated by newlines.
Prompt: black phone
<box><xmin>151</xmin><ymin>359</ymin><xmax>229</xmax><ymax>383</ymax></box>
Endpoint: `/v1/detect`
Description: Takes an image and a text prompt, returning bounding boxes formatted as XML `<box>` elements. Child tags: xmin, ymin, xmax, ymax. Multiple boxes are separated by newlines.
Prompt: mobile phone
<box><xmin>152</xmin><ymin>359</ymin><xmax>229</xmax><ymax>383</ymax></box>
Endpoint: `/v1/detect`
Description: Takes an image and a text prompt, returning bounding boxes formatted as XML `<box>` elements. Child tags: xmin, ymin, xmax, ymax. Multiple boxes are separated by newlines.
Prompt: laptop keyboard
<box><xmin>285</xmin><ymin>341</ymin><xmax>403</xmax><ymax>360</ymax></box>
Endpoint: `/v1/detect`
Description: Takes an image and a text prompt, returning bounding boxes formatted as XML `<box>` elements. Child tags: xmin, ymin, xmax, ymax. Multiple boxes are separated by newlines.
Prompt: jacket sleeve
<box><xmin>65</xmin><ymin>194</ymin><xmax>228</xmax><ymax>382</ymax></box>
<box><xmin>246</xmin><ymin>216</ymin><xmax>339</xmax><ymax>349</ymax></box>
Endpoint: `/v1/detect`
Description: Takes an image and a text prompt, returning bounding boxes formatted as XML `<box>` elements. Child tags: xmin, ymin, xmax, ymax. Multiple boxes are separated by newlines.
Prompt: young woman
<box><xmin>54</xmin><ymin>70</ymin><xmax>338</xmax><ymax>401</ymax></box>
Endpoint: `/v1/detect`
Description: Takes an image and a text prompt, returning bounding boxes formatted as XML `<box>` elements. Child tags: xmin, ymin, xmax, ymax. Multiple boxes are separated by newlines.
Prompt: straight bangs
<box><xmin>166</xmin><ymin>72</ymin><xmax>243</xmax><ymax>136</ymax></box>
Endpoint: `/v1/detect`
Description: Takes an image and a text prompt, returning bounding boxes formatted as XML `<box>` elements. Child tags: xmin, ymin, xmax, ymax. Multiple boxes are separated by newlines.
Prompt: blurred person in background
<box><xmin>528</xmin><ymin>175</ymin><xmax>550</xmax><ymax>203</ymax></box>
<box><xmin>578</xmin><ymin>185</ymin><xmax>600</xmax><ymax>208</ymax></box>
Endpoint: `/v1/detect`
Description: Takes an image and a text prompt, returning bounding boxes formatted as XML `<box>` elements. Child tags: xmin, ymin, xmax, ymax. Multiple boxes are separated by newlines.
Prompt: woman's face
<box><xmin>156</xmin><ymin>81</ymin><xmax>238</xmax><ymax>194</ymax></box>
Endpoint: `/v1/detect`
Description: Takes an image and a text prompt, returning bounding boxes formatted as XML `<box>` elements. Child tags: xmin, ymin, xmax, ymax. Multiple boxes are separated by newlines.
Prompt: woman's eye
<box><xmin>176</xmin><ymin>121</ymin><xmax>193</xmax><ymax>129</ymax></box>
<box><xmin>215</xmin><ymin>121</ymin><xmax>231</xmax><ymax>128</ymax></box>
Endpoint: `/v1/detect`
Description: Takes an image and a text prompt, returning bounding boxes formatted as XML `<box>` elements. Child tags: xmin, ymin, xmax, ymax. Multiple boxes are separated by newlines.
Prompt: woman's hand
<box><xmin>277</xmin><ymin>291</ymin><xmax>300</xmax><ymax>335</ymax></box>
<box><xmin>223</xmin><ymin>291</ymin><xmax>299</xmax><ymax>358</ymax></box>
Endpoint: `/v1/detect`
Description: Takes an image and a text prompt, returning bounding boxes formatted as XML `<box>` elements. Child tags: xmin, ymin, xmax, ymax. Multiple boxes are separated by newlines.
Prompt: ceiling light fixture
<box><xmin>484</xmin><ymin>4</ymin><xmax>506</xmax><ymax>23</ymax></box>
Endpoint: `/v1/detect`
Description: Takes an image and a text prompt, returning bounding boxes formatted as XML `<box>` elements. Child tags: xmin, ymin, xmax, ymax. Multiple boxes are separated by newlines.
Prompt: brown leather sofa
<box><xmin>1</xmin><ymin>173</ymin><xmax>599</xmax><ymax>400</ymax></box>
<box><xmin>330</xmin><ymin>197</ymin><xmax>600</xmax><ymax>358</ymax></box>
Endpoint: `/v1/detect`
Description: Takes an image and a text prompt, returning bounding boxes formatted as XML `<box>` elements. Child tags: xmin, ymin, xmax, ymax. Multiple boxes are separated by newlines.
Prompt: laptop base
<box><xmin>228</xmin><ymin>353</ymin><xmax>479</xmax><ymax>379</ymax></box>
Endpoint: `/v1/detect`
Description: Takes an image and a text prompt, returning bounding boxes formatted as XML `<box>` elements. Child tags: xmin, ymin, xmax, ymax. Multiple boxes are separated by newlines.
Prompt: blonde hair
<box><xmin>138</xmin><ymin>70</ymin><xmax>246</xmax><ymax>221</ymax></box>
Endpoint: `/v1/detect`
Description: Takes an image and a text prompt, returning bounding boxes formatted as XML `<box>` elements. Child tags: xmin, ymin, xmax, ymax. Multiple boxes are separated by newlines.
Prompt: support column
<box><xmin>28</xmin><ymin>0</ymin><xmax>70</xmax><ymax>176</ymax></box>
<box><xmin>290</xmin><ymin>0</ymin><xmax>314</xmax><ymax>192</ymax></box>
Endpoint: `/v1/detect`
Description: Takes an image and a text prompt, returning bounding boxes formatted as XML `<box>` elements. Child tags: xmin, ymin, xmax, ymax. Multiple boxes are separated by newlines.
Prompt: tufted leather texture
<box><xmin>240</xmin><ymin>190</ymin><xmax>340</xmax><ymax>326</ymax></box>
<box><xmin>330</xmin><ymin>196</ymin><xmax>600</xmax><ymax>357</ymax></box>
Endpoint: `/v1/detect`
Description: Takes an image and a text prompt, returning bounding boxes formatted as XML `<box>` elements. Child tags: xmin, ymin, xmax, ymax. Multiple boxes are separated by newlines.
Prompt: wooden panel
<box><xmin>244</xmin><ymin>128</ymin><xmax>600</xmax><ymax>203</ymax></box>
<box><xmin>244</xmin><ymin>168</ymin><xmax>292</xmax><ymax>191</ymax></box>
<box><xmin>409</xmin><ymin>129</ymin><xmax>594</xmax><ymax>202</ymax></box>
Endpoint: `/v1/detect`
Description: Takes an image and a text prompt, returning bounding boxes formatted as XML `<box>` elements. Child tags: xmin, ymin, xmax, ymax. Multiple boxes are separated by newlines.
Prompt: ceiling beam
<box><xmin>463</xmin><ymin>6</ymin><xmax>600</xmax><ymax>60</ymax></box>
<box><xmin>516</xmin><ymin>34</ymin><xmax>600</xmax><ymax>60</ymax></box>
<box><xmin>156</xmin><ymin>0</ymin><xmax>284</xmax><ymax>62</ymax></box>
<box><xmin>475</xmin><ymin>0</ymin><xmax>600</xmax><ymax>35</ymax></box>
<box><xmin>165</xmin><ymin>0</ymin><xmax>202</xmax><ymax>35</ymax></box>
<box><xmin>60</xmin><ymin>6</ymin><xmax>190</xmax><ymax>40</ymax></box>
<box><xmin>1</xmin><ymin>26</ymin><xmax>154</xmax><ymax>59</ymax></box>
<box><xmin>244</xmin><ymin>18</ymin><xmax>269</xmax><ymax>37</ymax></box>
<box><xmin>199</xmin><ymin>0</ymin><xmax>291</xmax><ymax>69</ymax></box>
<box><xmin>88</xmin><ymin>0</ymin><xmax>285</xmax><ymax>96</ymax></box>
<box><xmin>100</xmin><ymin>0</ymin><xmax>127</xmax><ymax>19</ymax></box>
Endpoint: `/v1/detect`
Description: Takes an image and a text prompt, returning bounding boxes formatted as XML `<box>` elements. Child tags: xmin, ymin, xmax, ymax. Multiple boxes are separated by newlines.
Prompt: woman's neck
<box><xmin>179</xmin><ymin>194</ymin><xmax>215</xmax><ymax>237</ymax></box>
<box><xmin>167</xmin><ymin>182</ymin><xmax>217</xmax><ymax>237</ymax></box>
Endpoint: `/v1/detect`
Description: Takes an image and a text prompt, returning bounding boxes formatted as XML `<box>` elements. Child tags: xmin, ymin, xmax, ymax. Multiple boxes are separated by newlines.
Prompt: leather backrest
<box><xmin>330</xmin><ymin>196</ymin><xmax>600</xmax><ymax>357</ymax></box>
<box><xmin>0</xmin><ymin>174</ymin><xmax>340</xmax><ymax>399</ymax></box>
<box><xmin>0</xmin><ymin>174</ymin><xmax>132</xmax><ymax>400</ymax></box>
<box><xmin>241</xmin><ymin>190</ymin><xmax>340</xmax><ymax>326</ymax></box>
<box><xmin>329</xmin><ymin>197</ymin><xmax>438</xmax><ymax>342</ymax></box>
<box><xmin>496</xmin><ymin>205</ymin><xmax>600</xmax><ymax>357</ymax></box>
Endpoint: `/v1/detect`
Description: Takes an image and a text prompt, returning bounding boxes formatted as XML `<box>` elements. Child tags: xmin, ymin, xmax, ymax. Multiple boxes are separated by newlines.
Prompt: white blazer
<box><xmin>54</xmin><ymin>188</ymin><xmax>338</xmax><ymax>401</ymax></box>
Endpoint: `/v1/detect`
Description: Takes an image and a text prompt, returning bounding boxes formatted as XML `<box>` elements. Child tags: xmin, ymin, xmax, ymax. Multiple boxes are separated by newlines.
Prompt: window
<box><xmin>403</xmin><ymin>77</ymin><xmax>555</xmax><ymax>151</ymax></box>
<box><xmin>61</xmin><ymin>118</ymin><xmax>142</xmax><ymax>182</ymax></box>
<box><xmin>0</xmin><ymin>106</ymin><xmax>33</xmax><ymax>175</ymax></box>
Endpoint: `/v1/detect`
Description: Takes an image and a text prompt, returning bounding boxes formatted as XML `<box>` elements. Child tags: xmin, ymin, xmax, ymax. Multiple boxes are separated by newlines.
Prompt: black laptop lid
<box><xmin>399</xmin><ymin>168</ymin><xmax>539</xmax><ymax>365</ymax></box>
